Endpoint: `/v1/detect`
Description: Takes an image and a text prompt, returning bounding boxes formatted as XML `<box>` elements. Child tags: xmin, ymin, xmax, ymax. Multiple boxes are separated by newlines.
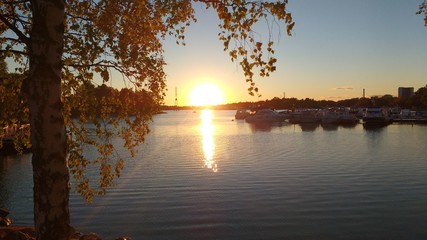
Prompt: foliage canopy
<box><xmin>1</xmin><ymin>0</ymin><xmax>294</xmax><ymax>202</ymax></box>
<box><xmin>418</xmin><ymin>0</ymin><xmax>427</xmax><ymax>26</ymax></box>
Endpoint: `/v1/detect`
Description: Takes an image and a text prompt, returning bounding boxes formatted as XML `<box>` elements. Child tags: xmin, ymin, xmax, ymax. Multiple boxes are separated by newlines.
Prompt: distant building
<box><xmin>398</xmin><ymin>87</ymin><xmax>414</xmax><ymax>99</ymax></box>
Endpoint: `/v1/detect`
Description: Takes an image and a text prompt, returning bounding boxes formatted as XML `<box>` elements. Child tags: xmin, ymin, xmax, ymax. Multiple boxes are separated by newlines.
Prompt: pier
<box><xmin>392</xmin><ymin>118</ymin><xmax>427</xmax><ymax>124</ymax></box>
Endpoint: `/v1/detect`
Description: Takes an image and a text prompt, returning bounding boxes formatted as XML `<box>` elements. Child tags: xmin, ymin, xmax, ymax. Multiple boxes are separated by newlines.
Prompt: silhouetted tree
<box><xmin>410</xmin><ymin>85</ymin><xmax>427</xmax><ymax>108</ymax></box>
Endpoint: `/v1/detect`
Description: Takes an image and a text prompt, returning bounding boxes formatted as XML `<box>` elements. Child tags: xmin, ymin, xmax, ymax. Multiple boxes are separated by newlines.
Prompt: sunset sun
<box><xmin>189</xmin><ymin>83</ymin><xmax>225</xmax><ymax>106</ymax></box>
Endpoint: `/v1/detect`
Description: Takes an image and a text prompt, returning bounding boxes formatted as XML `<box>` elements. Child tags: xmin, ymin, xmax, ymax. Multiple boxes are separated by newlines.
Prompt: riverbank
<box><xmin>0</xmin><ymin>226</ymin><xmax>36</xmax><ymax>240</ymax></box>
<box><xmin>0</xmin><ymin>226</ymin><xmax>129</xmax><ymax>240</ymax></box>
<box><xmin>0</xmin><ymin>208</ymin><xmax>128</xmax><ymax>240</ymax></box>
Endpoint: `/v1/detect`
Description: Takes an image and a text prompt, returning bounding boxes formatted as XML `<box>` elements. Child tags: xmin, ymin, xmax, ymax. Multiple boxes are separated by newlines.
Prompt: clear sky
<box><xmin>162</xmin><ymin>0</ymin><xmax>427</xmax><ymax>106</ymax></box>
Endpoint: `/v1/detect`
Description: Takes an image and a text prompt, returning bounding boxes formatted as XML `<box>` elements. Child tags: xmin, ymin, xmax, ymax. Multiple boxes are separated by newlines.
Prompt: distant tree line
<box><xmin>238</xmin><ymin>86</ymin><xmax>427</xmax><ymax>110</ymax></box>
<box><xmin>165</xmin><ymin>85</ymin><xmax>427</xmax><ymax>110</ymax></box>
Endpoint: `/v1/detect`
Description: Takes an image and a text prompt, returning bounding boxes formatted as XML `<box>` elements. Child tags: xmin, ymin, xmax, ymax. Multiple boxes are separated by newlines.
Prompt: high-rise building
<box><xmin>398</xmin><ymin>87</ymin><xmax>414</xmax><ymax>99</ymax></box>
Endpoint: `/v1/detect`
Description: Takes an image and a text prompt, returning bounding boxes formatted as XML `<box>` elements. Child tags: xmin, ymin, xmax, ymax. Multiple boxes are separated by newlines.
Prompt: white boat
<box><xmin>338</xmin><ymin>113</ymin><xmax>359</xmax><ymax>125</ymax></box>
<box><xmin>321</xmin><ymin>110</ymin><xmax>359</xmax><ymax>125</ymax></box>
<box><xmin>245</xmin><ymin>109</ymin><xmax>285</xmax><ymax>123</ymax></box>
<box><xmin>291</xmin><ymin>110</ymin><xmax>320</xmax><ymax>124</ymax></box>
<box><xmin>363</xmin><ymin>108</ymin><xmax>391</xmax><ymax>126</ymax></box>
<box><xmin>321</xmin><ymin>111</ymin><xmax>341</xmax><ymax>124</ymax></box>
<box><xmin>235</xmin><ymin>109</ymin><xmax>250</xmax><ymax>120</ymax></box>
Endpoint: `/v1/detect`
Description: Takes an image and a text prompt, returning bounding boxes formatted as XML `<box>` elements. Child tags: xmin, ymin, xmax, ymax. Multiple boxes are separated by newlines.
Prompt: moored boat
<box><xmin>362</xmin><ymin>108</ymin><xmax>391</xmax><ymax>127</ymax></box>
<box><xmin>391</xmin><ymin>109</ymin><xmax>427</xmax><ymax>124</ymax></box>
<box><xmin>245</xmin><ymin>108</ymin><xmax>285</xmax><ymax>123</ymax></box>
<box><xmin>321</xmin><ymin>111</ymin><xmax>341</xmax><ymax>124</ymax></box>
<box><xmin>338</xmin><ymin>112</ymin><xmax>359</xmax><ymax>125</ymax></box>
<box><xmin>290</xmin><ymin>110</ymin><xmax>320</xmax><ymax>124</ymax></box>
<box><xmin>235</xmin><ymin>109</ymin><xmax>250</xmax><ymax>120</ymax></box>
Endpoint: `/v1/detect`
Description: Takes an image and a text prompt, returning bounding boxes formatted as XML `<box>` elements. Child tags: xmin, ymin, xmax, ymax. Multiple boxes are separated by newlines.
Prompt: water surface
<box><xmin>1</xmin><ymin>110</ymin><xmax>427</xmax><ymax>239</ymax></box>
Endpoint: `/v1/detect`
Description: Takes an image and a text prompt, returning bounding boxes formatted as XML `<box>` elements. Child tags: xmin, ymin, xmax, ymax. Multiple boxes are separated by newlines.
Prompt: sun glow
<box><xmin>189</xmin><ymin>83</ymin><xmax>225</xmax><ymax>106</ymax></box>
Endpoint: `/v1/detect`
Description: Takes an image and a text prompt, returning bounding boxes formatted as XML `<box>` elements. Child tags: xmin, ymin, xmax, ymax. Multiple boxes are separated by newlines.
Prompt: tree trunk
<box><xmin>28</xmin><ymin>1</ymin><xmax>71</xmax><ymax>239</ymax></box>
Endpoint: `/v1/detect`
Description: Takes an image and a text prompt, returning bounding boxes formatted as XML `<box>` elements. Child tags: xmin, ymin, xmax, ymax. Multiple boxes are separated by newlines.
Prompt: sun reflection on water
<box><xmin>200</xmin><ymin>109</ymin><xmax>217</xmax><ymax>172</ymax></box>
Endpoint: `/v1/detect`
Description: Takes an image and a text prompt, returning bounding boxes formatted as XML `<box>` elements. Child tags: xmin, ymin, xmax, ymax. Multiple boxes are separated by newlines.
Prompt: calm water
<box><xmin>1</xmin><ymin>110</ymin><xmax>427</xmax><ymax>239</ymax></box>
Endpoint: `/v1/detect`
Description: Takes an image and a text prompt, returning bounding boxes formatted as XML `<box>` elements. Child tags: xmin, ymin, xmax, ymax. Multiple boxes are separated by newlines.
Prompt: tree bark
<box><xmin>28</xmin><ymin>0</ymin><xmax>71</xmax><ymax>239</ymax></box>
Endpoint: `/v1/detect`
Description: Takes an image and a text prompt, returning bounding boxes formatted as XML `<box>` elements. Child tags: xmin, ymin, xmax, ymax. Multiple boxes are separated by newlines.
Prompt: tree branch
<box><xmin>65</xmin><ymin>61</ymin><xmax>116</xmax><ymax>68</ymax></box>
<box><xmin>2</xmin><ymin>36</ymin><xmax>23</xmax><ymax>43</ymax></box>
<box><xmin>66</xmin><ymin>12</ymin><xmax>93</xmax><ymax>22</ymax></box>
<box><xmin>0</xmin><ymin>49</ymin><xmax>28</xmax><ymax>56</ymax></box>
<box><xmin>418</xmin><ymin>0</ymin><xmax>427</xmax><ymax>26</ymax></box>
<box><xmin>1</xmin><ymin>0</ymin><xmax>30</xmax><ymax>4</ymax></box>
<box><xmin>0</xmin><ymin>14</ymin><xmax>30</xmax><ymax>45</ymax></box>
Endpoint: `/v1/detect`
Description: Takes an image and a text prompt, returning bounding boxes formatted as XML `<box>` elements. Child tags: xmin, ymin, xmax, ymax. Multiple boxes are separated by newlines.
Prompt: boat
<box><xmin>235</xmin><ymin>109</ymin><xmax>250</xmax><ymax>120</ymax></box>
<box><xmin>392</xmin><ymin>118</ymin><xmax>427</xmax><ymax>124</ymax></box>
<box><xmin>290</xmin><ymin>110</ymin><xmax>320</xmax><ymax>124</ymax></box>
<box><xmin>338</xmin><ymin>112</ymin><xmax>359</xmax><ymax>125</ymax></box>
<box><xmin>391</xmin><ymin>109</ymin><xmax>427</xmax><ymax>124</ymax></box>
<box><xmin>277</xmin><ymin>110</ymin><xmax>293</xmax><ymax>120</ymax></box>
<box><xmin>321</xmin><ymin>111</ymin><xmax>341</xmax><ymax>124</ymax></box>
<box><xmin>245</xmin><ymin>108</ymin><xmax>286</xmax><ymax>123</ymax></box>
<box><xmin>362</xmin><ymin>108</ymin><xmax>391</xmax><ymax>127</ymax></box>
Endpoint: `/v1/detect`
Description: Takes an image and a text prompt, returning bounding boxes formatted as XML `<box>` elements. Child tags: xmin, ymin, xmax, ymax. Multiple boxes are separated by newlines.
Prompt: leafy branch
<box><xmin>417</xmin><ymin>0</ymin><xmax>427</xmax><ymax>26</ymax></box>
